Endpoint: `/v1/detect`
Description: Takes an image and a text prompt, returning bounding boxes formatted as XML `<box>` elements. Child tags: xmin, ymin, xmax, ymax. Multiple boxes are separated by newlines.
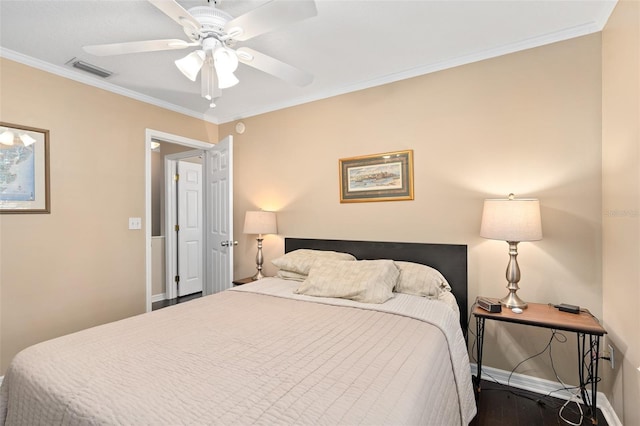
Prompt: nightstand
<box><xmin>472</xmin><ymin>300</ymin><xmax>607</xmax><ymax>425</ymax></box>
<box><xmin>232</xmin><ymin>277</ymin><xmax>255</xmax><ymax>286</ymax></box>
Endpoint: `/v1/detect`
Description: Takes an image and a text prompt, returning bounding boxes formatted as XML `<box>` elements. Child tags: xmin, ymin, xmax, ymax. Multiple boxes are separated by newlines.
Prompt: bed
<box><xmin>0</xmin><ymin>238</ymin><xmax>476</xmax><ymax>425</ymax></box>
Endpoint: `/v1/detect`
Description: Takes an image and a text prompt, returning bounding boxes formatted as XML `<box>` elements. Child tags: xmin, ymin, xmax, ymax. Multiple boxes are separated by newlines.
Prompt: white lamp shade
<box><xmin>175</xmin><ymin>50</ymin><xmax>206</xmax><ymax>82</ymax></box>
<box><xmin>480</xmin><ymin>197</ymin><xmax>542</xmax><ymax>242</ymax></box>
<box><xmin>243</xmin><ymin>211</ymin><xmax>277</xmax><ymax>235</ymax></box>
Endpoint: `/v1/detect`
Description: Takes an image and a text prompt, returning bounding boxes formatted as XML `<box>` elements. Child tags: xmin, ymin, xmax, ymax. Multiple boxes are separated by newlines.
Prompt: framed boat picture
<box><xmin>0</xmin><ymin>122</ymin><xmax>50</xmax><ymax>213</ymax></box>
<box><xmin>339</xmin><ymin>149</ymin><xmax>414</xmax><ymax>203</ymax></box>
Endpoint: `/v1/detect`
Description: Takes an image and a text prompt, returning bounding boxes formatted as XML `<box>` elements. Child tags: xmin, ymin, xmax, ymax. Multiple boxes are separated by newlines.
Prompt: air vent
<box><xmin>65</xmin><ymin>58</ymin><xmax>113</xmax><ymax>78</ymax></box>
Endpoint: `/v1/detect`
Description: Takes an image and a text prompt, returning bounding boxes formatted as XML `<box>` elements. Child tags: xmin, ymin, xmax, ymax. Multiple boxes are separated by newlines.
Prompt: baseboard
<box><xmin>470</xmin><ymin>364</ymin><xmax>622</xmax><ymax>426</ymax></box>
<box><xmin>151</xmin><ymin>293</ymin><xmax>166</xmax><ymax>303</ymax></box>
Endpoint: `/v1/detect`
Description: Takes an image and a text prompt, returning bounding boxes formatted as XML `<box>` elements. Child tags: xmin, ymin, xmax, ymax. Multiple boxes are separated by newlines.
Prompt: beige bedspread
<box><xmin>0</xmin><ymin>279</ymin><xmax>476</xmax><ymax>425</ymax></box>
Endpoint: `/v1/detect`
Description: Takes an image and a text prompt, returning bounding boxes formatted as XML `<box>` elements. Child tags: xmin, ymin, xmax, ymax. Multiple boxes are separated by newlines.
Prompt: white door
<box><xmin>204</xmin><ymin>135</ymin><xmax>234</xmax><ymax>295</ymax></box>
<box><xmin>177</xmin><ymin>160</ymin><xmax>203</xmax><ymax>296</ymax></box>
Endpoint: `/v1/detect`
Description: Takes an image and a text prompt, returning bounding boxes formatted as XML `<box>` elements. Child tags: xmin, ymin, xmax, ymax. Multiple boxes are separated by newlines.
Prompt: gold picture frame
<box><xmin>0</xmin><ymin>122</ymin><xmax>51</xmax><ymax>213</ymax></box>
<box><xmin>339</xmin><ymin>150</ymin><xmax>414</xmax><ymax>203</ymax></box>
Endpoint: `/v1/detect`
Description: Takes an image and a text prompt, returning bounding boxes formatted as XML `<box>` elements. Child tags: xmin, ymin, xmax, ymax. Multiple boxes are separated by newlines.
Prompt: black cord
<box><xmin>546</xmin><ymin>302</ymin><xmax>601</xmax><ymax>323</ymax></box>
<box><xmin>506</xmin><ymin>330</ymin><xmax>557</xmax><ymax>388</ymax></box>
<box><xmin>477</xmin><ymin>326</ymin><xmax>590</xmax><ymax>421</ymax></box>
<box><xmin>467</xmin><ymin>302</ymin><xmax>478</xmax><ymax>363</ymax></box>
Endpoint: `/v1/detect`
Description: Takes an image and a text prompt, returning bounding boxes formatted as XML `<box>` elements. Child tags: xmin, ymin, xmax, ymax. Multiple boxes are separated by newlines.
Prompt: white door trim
<box><xmin>145</xmin><ymin>129</ymin><xmax>214</xmax><ymax>313</ymax></box>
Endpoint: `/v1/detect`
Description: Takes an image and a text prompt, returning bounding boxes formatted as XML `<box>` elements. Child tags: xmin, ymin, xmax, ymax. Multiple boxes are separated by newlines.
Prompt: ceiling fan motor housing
<box><xmin>186</xmin><ymin>6</ymin><xmax>233</xmax><ymax>39</ymax></box>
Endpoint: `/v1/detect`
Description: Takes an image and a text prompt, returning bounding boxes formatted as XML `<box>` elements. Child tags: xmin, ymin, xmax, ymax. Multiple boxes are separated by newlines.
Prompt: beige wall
<box><xmin>2</xmin><ymin>14</ymin><xmax>634</xmax><ymax>418</ymax></box>
<box><xmin>223</xmin><ymin>34</ymin><xmax>604</xmax><ymax>386</ymax></box>
<box><xmin>0</xmin><ymin>58</ymin><xmax>217</xmax><ymax>372</ymax></box>
<box><xmin>602</xmin><ymin>1</ymin><xmax>640</xmax><ymax>424</ymax></box>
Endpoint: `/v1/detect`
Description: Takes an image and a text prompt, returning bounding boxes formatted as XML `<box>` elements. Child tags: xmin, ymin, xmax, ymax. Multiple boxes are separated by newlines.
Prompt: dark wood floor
<box><xmin>151</xmin><ymin>292</ymin><xmax>202</xmax><ymax>310</ymax></box>
<box><xmin>471</xmin><ymin>380</ymin><xmax>608</xmax><ymax>426</ymax></box>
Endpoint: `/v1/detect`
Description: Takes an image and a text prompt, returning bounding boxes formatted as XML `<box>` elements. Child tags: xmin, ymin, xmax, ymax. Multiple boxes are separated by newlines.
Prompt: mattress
<box><xmin>0</xmin><ymin>278</ymin><xmax>476</xmax><ymax>425</ymax></box>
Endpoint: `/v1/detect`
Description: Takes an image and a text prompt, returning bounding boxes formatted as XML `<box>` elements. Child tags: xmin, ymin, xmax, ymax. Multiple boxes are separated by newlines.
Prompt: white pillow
<box><xmin>272</xmin><ymin>249</ymin><xmax>356</xmax><ymax>275</ymax></box>
<box><xmin>295</xmin><ymin>259</ymin><xmax>399</xmax><ymax>304</ymax></box>
<box><xmin>275</xmin><ymin>270</ymin><xmax>308</xmax><ymax>282</ymax></box>
<box><xmin>393</xmin><ymin>261</ymin><xmax>451</xmax><ymax>297</ymax></box>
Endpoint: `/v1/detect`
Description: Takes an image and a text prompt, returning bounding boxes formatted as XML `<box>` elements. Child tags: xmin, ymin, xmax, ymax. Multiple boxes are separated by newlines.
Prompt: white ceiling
<box><xmin>0</xmin><ymin>0</ymin><xmax>616</xmax><ymax>124</ymax></box>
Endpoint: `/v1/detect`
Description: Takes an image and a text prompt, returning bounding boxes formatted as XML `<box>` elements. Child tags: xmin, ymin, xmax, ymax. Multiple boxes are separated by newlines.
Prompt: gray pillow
<box><xmin>393</xmin><ymin>261</ymin><xmax>451</xmax><ymax>298</ymax></box>
<box><xmin>295</xmin><ymin>259</ymin><xmax>399</xmax><ymax>304</ymax></box>
<box><xmin>272</xmin><ymin>249</ymin><xmax>356</xmax><ymax>275</ymax></box>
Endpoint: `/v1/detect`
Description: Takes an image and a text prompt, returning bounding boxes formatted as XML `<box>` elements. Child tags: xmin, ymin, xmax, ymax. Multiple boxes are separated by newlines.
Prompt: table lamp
<box><xmin>480</xmin><ymin>193</ymin><xmax>542</xmax><ymax>309</ymax></box>
<box><xmin>243</xmin><ymin>210</ymin><xmax>277</xmax><ymax>280</ymax></box>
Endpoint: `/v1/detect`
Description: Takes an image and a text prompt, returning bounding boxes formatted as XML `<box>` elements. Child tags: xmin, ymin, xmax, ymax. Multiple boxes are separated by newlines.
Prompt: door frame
<box><xmin>145</xmin><ymin>129</ymin><xmax>214</xmax><ymax>312</ymax></box>
<box><xmin>164</xmin><ymin>151</ymin><xmax>203</xmax><ymax>300</ymax></box>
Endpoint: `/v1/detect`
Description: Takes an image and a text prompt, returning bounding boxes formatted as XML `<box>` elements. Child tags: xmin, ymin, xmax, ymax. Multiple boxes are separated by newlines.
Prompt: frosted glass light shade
<box><xmin>214</xmin><ymin>47</ymin><xmax>239</xmax><ymax>89</ymax></box>
<box><xmin>217</xmin><ymin>71</ymin><xmax>239</xmax><ymax>89</ymax></box>
<box><xmin>243</xmin><ymin>211</ymin><xmax>277</xmax><ymax>236</ymax></box>
<box><xmin>175</xmin><ymin>50</ymin><xmax>206</xmax><ymax>82</ymax></box>
<box><xmin>480</xmin><ymin>197</ymin><xmax>542</xmax><ymax>242</ymax></box>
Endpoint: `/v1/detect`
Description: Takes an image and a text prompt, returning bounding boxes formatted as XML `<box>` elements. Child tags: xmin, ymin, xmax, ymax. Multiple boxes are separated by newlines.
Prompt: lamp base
<box><xmin>500</xmin><ymin>292</ymin><xmax>528</xmax><ymax>309</ymax></box>
<box><xmin>252</xmin><ymin>237</ymin><xmax>265</xmax><ymax>281</ymax></box>
<box><xmin>499</xmin><ymin>241</ymin><xmax>528</xmax><ymax>309</ymax></box>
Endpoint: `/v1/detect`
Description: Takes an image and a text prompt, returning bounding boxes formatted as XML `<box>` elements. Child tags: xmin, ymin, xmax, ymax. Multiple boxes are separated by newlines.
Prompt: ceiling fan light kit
<box><xmin>175</xmin><ymin>50</ymin><xmax>206</xmax><ymax>82</ymax></box>
<box><xmin>82</xmin><ymin>0</ymin><xmax>318</xmax><ymax>109</ymax></box>
<box><xmin>200</xmin><ymin>57</ymin><xmax>220</xmax><ymax>105</ymax></box>
<box><xmin>213</xmin><ymin>46</ymin><xmax>239</xmax><ymax>89</ymax></box>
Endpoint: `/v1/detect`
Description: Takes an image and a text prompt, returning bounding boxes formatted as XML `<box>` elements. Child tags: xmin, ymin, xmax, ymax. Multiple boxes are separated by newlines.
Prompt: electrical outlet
<box><xmin>601</xmin><ymin>344</ymin><xmax>615</xmax><ymax>369</ymax></box>
<box><xmin>608</xmin><ymin>344</ymin><xmax>615</xmax><ymax>369</ymax></box>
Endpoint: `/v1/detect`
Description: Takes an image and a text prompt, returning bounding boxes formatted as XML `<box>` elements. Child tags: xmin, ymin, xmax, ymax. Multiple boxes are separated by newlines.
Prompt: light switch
<box><xmin>128</xmin><ymin>217</ymin><xmax>142</xmax><ymax>230</ymax></box>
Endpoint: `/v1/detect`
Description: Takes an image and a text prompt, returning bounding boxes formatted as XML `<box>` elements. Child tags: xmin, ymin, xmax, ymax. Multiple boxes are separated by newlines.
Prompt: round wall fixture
<box><xmin>235</xmin><ymin>122</ymin><xmax>246</xmax><ymax>134</ymax></box>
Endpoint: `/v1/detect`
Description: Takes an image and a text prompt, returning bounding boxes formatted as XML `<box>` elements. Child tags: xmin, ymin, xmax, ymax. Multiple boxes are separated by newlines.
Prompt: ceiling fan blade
<box><xmin>83</xmin><ymin>39</ymin><xmax>193</xmax><ymax>56</ymax></box>
<box><xmin>236</xmin><ymin>47</ymin><xmax>313</xmax><ymax>87</ymax></box>
<box><xmin>147</xmin><ymin>0</ymin><xmax>201</xmax><ymax>33</ymax></box>
<box><xmin>225</xmin><ymin>0</ymin><xmax>317</xmax><ymax>42</ymax></box>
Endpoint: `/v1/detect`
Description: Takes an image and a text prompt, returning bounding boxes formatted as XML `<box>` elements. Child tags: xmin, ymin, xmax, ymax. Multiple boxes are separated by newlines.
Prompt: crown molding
<box><xmin>214</xmin><ymin>19</ymin><xmax>607</xmax><ymax>123</ymax></box>
<box><xmin>0</xmin><ymin>47</ymin><xmax>218</xmax><ymax>124</ymax></box>
<box><xmin>1</xmin><ymin>9</ymin><xmax>612</xmax><ymax>126</ymax></box>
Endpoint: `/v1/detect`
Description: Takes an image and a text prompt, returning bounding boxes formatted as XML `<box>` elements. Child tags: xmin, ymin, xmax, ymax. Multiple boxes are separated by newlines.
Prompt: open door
<box><xmin>146</xmin><ymin>129</ymin><xmax>231</xmax><ymax>312</ymax></box>
<box><xmin>204</xmin><ymin>135</ymin><xmax>234</xmax><ymax>295</ymax></box>
<box><xmin>164</xmin><ymin>150</ymin><xmax>204</xmax><ymax>301</ymax></box>
<box><xmin>176</xmin><ymin>160</ymin><xmax>204</xmax><ymax>297</ymax></box>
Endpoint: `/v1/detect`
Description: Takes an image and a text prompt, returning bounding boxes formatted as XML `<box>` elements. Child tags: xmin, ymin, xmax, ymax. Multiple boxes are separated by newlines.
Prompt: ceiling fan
<box><xmin>83</xmin><ymin>0</ymin><xmax>317</xmax><ymax>108</ymax></box>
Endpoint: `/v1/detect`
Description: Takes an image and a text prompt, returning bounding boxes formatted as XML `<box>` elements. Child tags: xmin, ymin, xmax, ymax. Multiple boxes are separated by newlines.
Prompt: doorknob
<box><xmin>221</xmin><ymin>240</ymin><xmax>238</xmax><ymax>247</ymax></box>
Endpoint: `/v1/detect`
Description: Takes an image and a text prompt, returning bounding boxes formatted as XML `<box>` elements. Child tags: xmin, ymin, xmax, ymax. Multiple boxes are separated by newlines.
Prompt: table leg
<box><xmin>577</xmin><ymin>332</ymin><xmax>601</xmax><ymax>425</ymax></box>
<box><xmin>475</xmin><ymin>316</ymin><xmax>486</xmax><ymax>396</ymax></box>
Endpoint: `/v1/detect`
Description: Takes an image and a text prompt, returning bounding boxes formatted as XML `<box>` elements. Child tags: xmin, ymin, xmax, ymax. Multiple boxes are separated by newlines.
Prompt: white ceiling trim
<box><xmin>2</xmin><ymin>1</ymin><xmax>615</xmax><ymax>127</ymax></box>
<box><xmin>211</xmin><ymin>18</ymin><xmax>608</xmax><ymax>124</ymax></box>
<box><xmin>594</xmin><ymin>1</ymin><xmax>618</xmax><ymax>29</ymax></box>
<box><xmin>0</xmin><ymin>47</ymin><xmax>213</xmax><ymax>124</ymax></box>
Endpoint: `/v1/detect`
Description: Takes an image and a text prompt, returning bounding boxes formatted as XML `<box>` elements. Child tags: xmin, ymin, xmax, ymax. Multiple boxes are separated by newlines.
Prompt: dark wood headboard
<box><xmin>284</xmin><ymin>238</ymin><xmax>468</xmax><ymax>335</ymax></box>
